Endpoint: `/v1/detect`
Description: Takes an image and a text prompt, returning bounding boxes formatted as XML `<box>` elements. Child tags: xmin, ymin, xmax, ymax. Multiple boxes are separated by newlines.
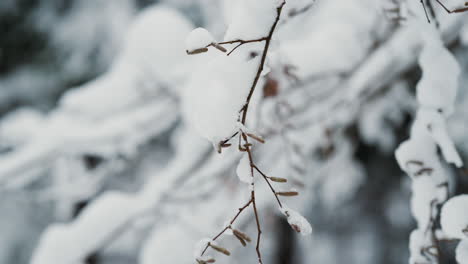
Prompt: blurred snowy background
<box><xmin>1</xmin><ymin>0</ymin><xmax>468</xmax><ymax>263</ymax></box>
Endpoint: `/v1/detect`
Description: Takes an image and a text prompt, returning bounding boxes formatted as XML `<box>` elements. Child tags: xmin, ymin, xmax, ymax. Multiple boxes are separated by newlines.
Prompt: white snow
<box><xmin>441</xmin><ymin>195</ymin><xmax>468</xmax><ymax>239</ymax></box>
<box><xmin>119</xmin><ymin>5</ymin><xmax>197</xmax><ymax>88</ymax></box>
<box><xmin>395</xmin><ymin>138</ymin><xmax>437</xmax><ymax>174</ymax></box>
<box><xmin>409</xmin><ymin>229</ymin><xmax>432</xmax><ymax>264</ymax></box>
<box><xmin>280</xmin><ymin>206</ymin><xmax>312</xmax><ymax>236</ymax></box>
<box><xmin>182</xmin><ymin>49</ymin><xmax>260</xmax><ymax>145</ymax></box>
<box><xmin>185</xmin><ymin>27</ymin><xmax>214</xmax><ymax>53</ymax></box>
<box><xmin>0</xmin><ymin>108</ymin><xmax>45</xmax><ymax>146</ymax></box>
<box><xmin>417</xmin><ymin>37</ymin><xmax>460</xmax><ymax>115</ymax></box>
<box><xmin>193</xmin><ymin>238</ymin><xmax>212</xmax><ymax>259</ymax></box>
<box><xmin>410</xmin><ymin>177</ymin><xmax>438</xmax><ymax>228</ymax></box>
<box><xmin>411</xmin><ymin>108</ymin><xmax>463</xmax><ymax>167</ymax></box>
<box><xmin>224</xmin><ymin>0</ymin><xmax>280</xmax><ymax>41</ymax></box>
<box><xmin>60</xmin><ymin>5</ymin><xmax>197</xmax><ymax>118</ymax></box>
<box><xmin>456</xmin><ymin>239</ymin><xmax>468</xmax><ymax>264</ymax></box>
<box><xmin>31</xmin><ymin>192</ymin><xmax>141</xmax><ymax>264</ymax></box>
<box><xmin>236</xmin><ymin>155</ymin><xmax>253</xmax><ymax>184</ymax></box>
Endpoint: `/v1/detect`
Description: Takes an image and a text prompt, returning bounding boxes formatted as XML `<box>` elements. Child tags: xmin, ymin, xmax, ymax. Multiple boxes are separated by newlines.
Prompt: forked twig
<box><xmin>197</xmin><ymin>2</ymin><xmax>291</xmax><ymax>263</ymax></box>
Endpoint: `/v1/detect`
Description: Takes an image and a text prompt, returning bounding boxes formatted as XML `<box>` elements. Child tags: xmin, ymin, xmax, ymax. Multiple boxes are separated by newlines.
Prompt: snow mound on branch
<box><xmin>441</xmin><ymin>195</ymin><xmax>468</xmax><ymax>239</ymax></box>
<box><xmin>183</xmin><ymin>51</ymin><xmax>260</xmax><ymax>145</ymax></box>
<box><xmin>236</xmin><ymin>154</ymin><xmax>253</xmax><ymax>184</ymax></box>
<box><xmin>185</xmin><ymin>27</ymin><xmax>214</xmax><ymax>53</ymax></box>
<box><xmin>280</xmin><ymin>206</ymin><xmax>312</xmax><ymax>236</ymax></box>
<box><xmin>278</xmin><ymin>0</ymin><xmax>375</xmax><ymax>79</ymax></box>
<box><xmin>411</xmin><ymin>177</ymin><xmax>438</xmax><ymax>228</ymax></box>
<box><xmin>417</xmin><ymin>33</ymin><xmax>460</xmax><ymax>115</ymax></box>
<box><xmin>60</xmin><ymin>6</ymin><xmax>196</xmax><ymax>117</ymax></box>
<box><xmin>31</xmin><ymin>192</ymin><xmax>140</xmax><ymax>264</ymax></box>
<box><xmin>121</xmin><ymin>6</ymin><xmax>195</xmax><ymax>85</ymax></box>
<box><xmin>224</xmin><ymin>0</ymin><xmax>280</xmax><ymax>40</ymax></box>
<box><xmin>411</xmin><ymin>108</ymin><xmax>463</xmax><ymax>167</ymax></box>
<box><xmin>456</xmin><ymin>239</ymin><xmax>468</xmax><ymax>264</ymax></box>
<box><xmin>394</xmin><ymin>138</ymin><xmax>437</xmax><ymax>172</ymax></box>
<box><xmin>409</xmin><ymin>229</ymin><xmax>431</xmax><ymax>264</ymax></box>
<box><xmin>0</xmin><ymin>108</ymin><xmax>45</xmax><ymax>146</ymax></box>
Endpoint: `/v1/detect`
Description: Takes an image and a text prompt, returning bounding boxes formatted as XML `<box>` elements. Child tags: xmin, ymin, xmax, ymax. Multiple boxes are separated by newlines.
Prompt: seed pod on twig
<box><xmin>246</xmin><ymin>133</ymin><xmax>265</xmax><ymax>143</ymax></box>
<box><xmin>276</xmin><ymin>191</ymin><xmax>299</xmax><ymax>197</ymax></box>
<box><xmin>187</xmin><ymin>47</ymin><xmax>209</xmax><ymax>55</ymax></box>
<box><xmin>269</xmin><ymin>177</ymin><xmax>287</xmax><ymax>183</ymax></box>
<box><xmin>234</xmin><ymin>234</ymin><xmax>246</xmax><ymax>246</ymax></box>
<box><xmin>212</xmin><ymin>43</ymin><xmax>227</xmax><ymax>52</ymax></box>
<box><xmin>233</xmin><ymin>229</ymin><xmax>251</xmax><ymax>242</ymax></box>
<box><xmin>196</xmin><ymin>259</ymin><xmax>216</xmax><ymax>264</ymax></box>
<box><xmin>209</xmin><ymin>243</ymin><xmax>231</xmax><ymax>256</ymax></box>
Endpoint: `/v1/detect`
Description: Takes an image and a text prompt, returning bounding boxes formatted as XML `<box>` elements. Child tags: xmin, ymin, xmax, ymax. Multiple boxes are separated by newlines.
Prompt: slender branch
<box><xmin>251</xmin><ymin>188</ymin><xmax>262</xmax><ymax>264</ymax></box>
<box><xmin>253</xmin><ymin>165</ymin><xmax>283</xmax><ymax>207</ymax></box>
<box><xmin>198</xmin><ymin>2</ymin><xmax>287</xmax><ymax>263</ymax></box>
<box><xmin>426</xmin><ymin>0</ymin><xmax>440</xmax><ymax>28</ymax></box>
<box><xmin>206</xmin><ymin>38</ymin><xmax>268</xmax><ymax>56</ymax></box>
<box><xmin>420</xmin><ymin>0</ymin><xmax>431</xmax><ymax>23</ymax></box>
<box><xmin>243</xmin><ymin>134</ymin><xmax>264</xmax><ymax>263</ymax></box>
<box><xmin>434</xmin><ymin>0</ymin><xmax>468</xmax><ymax>13</ymax></box>
<box><xmin>241</xmin><ymin>1</ymin><xmax>286</xmax><ymax>125</ymax></box>
<box><xmin>199</xmin><ymin>199</ymin><xmax>253</xmax><ymax>256</ymax></box>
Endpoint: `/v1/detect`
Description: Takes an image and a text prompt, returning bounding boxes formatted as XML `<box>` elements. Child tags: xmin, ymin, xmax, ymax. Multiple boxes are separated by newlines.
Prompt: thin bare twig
<box><xmin>434</xmin><ymin>0</ymin><xmax>468</xmax><ymax>13</ymax></box>
<box><xmin>199</xmin><ymin>199</ymin><xmax>253</xmax><ymax>256</ymax></box>
<box><xmin>199</xmin><ymin>2</ymin><xmax>288</xmax><ymax>263</ymax></box>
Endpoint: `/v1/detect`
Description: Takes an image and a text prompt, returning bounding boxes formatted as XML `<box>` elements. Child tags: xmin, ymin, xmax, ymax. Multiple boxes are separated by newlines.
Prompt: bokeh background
<box><xmin>1</xmin><ymin>1</ymin><xmax>468</xmax><ymax>264</ymax></box>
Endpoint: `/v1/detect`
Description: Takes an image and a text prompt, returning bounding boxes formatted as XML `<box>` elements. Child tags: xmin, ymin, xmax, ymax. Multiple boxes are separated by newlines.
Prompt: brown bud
<box><xmin>269</xmin><ymin>177</ymin><xmax>287</xmax><ymax>183</ymax></box>
<box><xmin>233</xmin><ymin>229</ymin><xmax>251</xmax><ymax>242</ymax></box>
<box><xmin>209</xmin><ymin>243</ymin><xmax>231</xmax><ymax>256</ymax></box>
<box><xmin>276</xmin><ymin>191</ymin><xmax>299</xmax><ymax>197</ymax></box>
<box><xmin>263</xmin><ymin>77</ymin><xmax>279</xmax><ymax>98</ymax></box>
<box><xmin>196</xmin><ymin>259</ymin><xmax>216</xmax><ymax>264</ymax></box>
<box><xmin>213</xmin><ymin>43</ymin><xmax>227</xmax><ymax>52</ymax></box>
<box><xmin>246</xmin><ymin>133</ymin><xmax>265</xmax><ymax>144</ymax></box>
<box><xmin>220</xmin><ymin>143</ymin><xmax>232</xmax><ymax>148</ymax></box>
<box><xmin>234</xmin><ymin>234</ymin><xmax>246</xmax><ymax>246</ymax></box>
<box><xmin>187</xmin><ymin>47</ymin><xmax>209</xmax><ymax>55</ymax></box>
<box><xmin>290</xmin><ymin>224</ymin><xmax>301</xmax><ymax>233</ymax></box>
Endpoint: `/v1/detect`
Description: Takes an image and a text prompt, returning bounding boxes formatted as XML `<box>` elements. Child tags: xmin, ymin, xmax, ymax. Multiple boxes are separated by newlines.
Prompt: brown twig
<box><xmin>426</xmin><ymin>0</ymin><xmax>440</xmax><ymax>28</ymax></box>
<box><xmin>240</xmin><ymin>1</ymin><xmax>286</xmax><ymax>125</ymax></box>
<box><xmin>206</xmin><ymin>38</ymin><xmax>267</xmax><ymax>56</ymax></box>
<box><xmin>420</xmin><ymin>0</ymin><xmax>431</xmax><ymax>23</ymax></box>
<box><xmin>434</xmin><ymin>0</ymin><xmax>468</xmax><ymax>13</ymax></box>
<box><xmin>199</xmin><ymin>199</ymin><xmax>253</xmax><ymax>256</ymax></box>
<box><xmin>254</xmin><ymin>165</ymin><xmax>283</xmax><ymax>207</ymax></box>
<box><xmin>198</xmin><ymin>1</ymin><xmax>288</xmax><ymax>263</ymax></box>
